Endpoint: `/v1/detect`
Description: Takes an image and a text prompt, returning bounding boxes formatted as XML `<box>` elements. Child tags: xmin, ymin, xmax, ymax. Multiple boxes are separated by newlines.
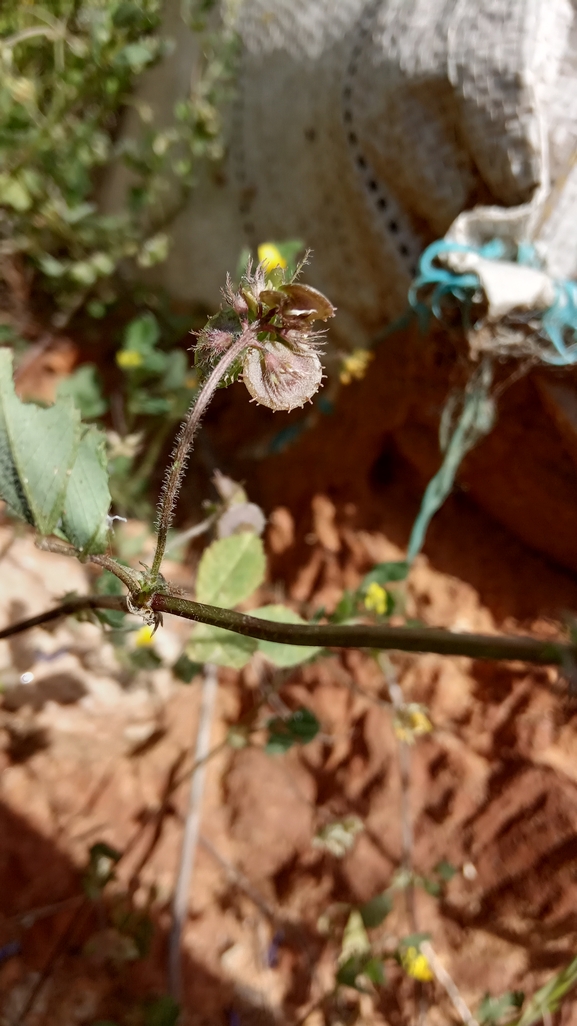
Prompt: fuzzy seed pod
<box><xmin>242</xmin><ymin>340</ymin><xmax>323</xmax><ymax>412</ymax></box>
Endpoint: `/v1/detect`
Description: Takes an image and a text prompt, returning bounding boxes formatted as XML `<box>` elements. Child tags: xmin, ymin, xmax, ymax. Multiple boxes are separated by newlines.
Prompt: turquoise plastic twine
<box><xmin>409</xmin><ymin>237</ymin><xmax>577</xmax><ymax>366</ymax></box>
<box><xmin>406</xmin><ymin>237</ymin><xmax>577</xmax><ymax>562</ymax></box>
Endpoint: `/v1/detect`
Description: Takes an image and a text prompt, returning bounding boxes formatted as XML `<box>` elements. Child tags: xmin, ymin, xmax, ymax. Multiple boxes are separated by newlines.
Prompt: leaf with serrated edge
<box><xmin>62</xmin><ymin>426</ymin><xmax>111</xmax><ymax>553</ymax></box>
<box><xmin>250</xmin><ymin>604</ymin><xmax>321</xmax><ymax>667</ymax></box>
<box><xmin>196</xmin><ymin>534</ymin><xmax>265</xmax><ymax>608</ymax></box>
<box><xmin>0</xmin><ymin>349</ymin><xmax>81</xmax><ymax>535</ymax></box>
<box><xmin>0</xmin><ymin>355</ymin><xmax>33</xmax><ymax>523</ymax></box>
<box><xmin>186</xmin><ymin>623</ymin><xmax>256</xmax><ymax>669</ymax></box>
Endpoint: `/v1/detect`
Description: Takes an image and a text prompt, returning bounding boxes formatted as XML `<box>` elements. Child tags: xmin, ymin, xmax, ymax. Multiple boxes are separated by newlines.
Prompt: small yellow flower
<box><xmin>393</xmin><ymin>704</ymin><xmax>433</xmax><ymax>745</ymax></box>
<box><xmin>364</xmin><ymin>581</ymin><xmax>389</xmax><ymax>616</ymax></box>
<box><xmin>257</xmin><ymin>243</ymin><xmax>287</xmax><ymax>273</ymax></box>
<box><xmin>116</xmin><ymin>349</ymin><xmax>143</xmax><ymax>369</ymax></box>
<box><xmin>185</xmin><ymin>371</ymin><xmax>199</xmax><ymax>389</ymax></box>
<box><xmin>135</xmin><ymin>625</ymin><xmax>155</xmax><ymax>647</ymax></box>
<box><xmin>339</xmin><ymin>348</ymin><xmax>374</xmax><ymax>385</ymax></box>
<box><xmin>400</xmin><ymin>946</ymin><xmax>433</xmax><ymax>982</ymax></box>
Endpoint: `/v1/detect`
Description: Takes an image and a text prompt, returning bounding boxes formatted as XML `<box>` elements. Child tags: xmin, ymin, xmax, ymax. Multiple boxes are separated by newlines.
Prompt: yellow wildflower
<box><xmin>339</xmin><ymin>348</ymin><xmax>374</xmax><ymax>385</ymax></box>
<box><xmin>364</xmin><ymin>581</ymin><xmax>389</xmax><ymax>616</ymax></box>
<box><xmin>116</xmin><ymin>349</ymin><xmax>143</xmax><ymax>369</ymax></box>
<box><xmin>400</xmin><ymin>946</ymin><xmax>433</xmax><ymax>982</ymax></box>
<box><xmin>257</xmin><ymin>242</ymin><xmax>287</xmax><ymax>273</ymax></box>
<box><xmin>135</xmin><ymin>625</ymin><xmax>155</xmax><ymax>647</ymax></box>
<box><xmin>393</xmin><ymin>704</ymin><xmax>433</xmax><ymax>745</ymax></box>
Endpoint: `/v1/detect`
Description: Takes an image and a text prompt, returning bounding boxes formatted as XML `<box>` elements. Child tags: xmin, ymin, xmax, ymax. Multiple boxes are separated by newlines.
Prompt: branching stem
<box><xmin>151</xmin><ymin>331</ymin><xmax>251</xmax><ymax>578</ymax></box>
<box><xmin>36</xmin><ymin>537</ymin><xmax>140</xmax><ymax>593</ymax></box>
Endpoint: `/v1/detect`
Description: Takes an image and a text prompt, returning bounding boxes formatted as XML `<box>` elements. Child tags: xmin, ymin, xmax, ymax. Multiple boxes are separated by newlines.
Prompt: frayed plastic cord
<box><xmin>409</xmin><ymin>237</ymin><xmax>577</xmax><ymax>367</ymax></box>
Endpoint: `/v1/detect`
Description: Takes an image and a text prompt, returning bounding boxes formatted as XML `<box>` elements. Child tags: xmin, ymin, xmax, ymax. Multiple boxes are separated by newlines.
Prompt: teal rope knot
<box><xmin>409</xmin><ymin>237</ymin><xmax>577</xmax><ymax>366</ymax></box>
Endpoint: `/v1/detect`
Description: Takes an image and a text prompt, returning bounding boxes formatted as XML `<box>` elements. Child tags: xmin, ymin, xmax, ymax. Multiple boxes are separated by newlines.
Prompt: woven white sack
<box><xmin>105</xmin><ymin>0</ymin><xmax>577</xmax><ymax>347</ymax></box>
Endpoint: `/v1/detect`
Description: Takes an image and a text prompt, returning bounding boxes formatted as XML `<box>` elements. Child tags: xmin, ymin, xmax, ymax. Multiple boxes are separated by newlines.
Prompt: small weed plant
<box><xmin>0</xmin><ymin>251</ymin><xmax>576</xmax><ymax>1023</ymax></box>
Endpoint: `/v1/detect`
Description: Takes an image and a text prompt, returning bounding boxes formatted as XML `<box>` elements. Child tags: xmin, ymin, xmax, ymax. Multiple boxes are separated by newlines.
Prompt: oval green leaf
<box><xmin>196</xmin><ymin>533</ymin><xmax>265</xmax><ymax>608</ymax></box>
<box><xmin>186</xmin><ymin>623</ymin><xmax>256</xmax><ymax>670</ymax></box>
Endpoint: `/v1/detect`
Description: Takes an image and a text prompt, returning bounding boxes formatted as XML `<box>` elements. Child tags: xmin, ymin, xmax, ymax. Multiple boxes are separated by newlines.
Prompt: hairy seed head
<box><xmin>242</xmin><ymin>340</ymin><xmax>323</xmax><ymax>411</ymax></box>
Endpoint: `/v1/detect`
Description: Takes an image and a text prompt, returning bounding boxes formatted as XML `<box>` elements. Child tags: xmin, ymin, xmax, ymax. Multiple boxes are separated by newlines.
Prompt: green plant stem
<box><xmin>151</xmin><ymin>330</ymin><xmax>251</xmax><ymax>579</ymax></box>
<box><xmin>36</xmin><ymin>537</ymin><xmax>140</xmax><ymax>593</ymax></box>
<box><xmin>153</xmin><ymin>594</ymin><xmax>572</xmax><ymax>665</ymax></box>
<box><xmin>1</xmin><ymin>592</ymin><xmax>574</xmax><ymax>668</ymax></box>
<box><xmin>0</xmin><ymin>595</ymin><xmax>127</xmax><ymax>639</ymax></box>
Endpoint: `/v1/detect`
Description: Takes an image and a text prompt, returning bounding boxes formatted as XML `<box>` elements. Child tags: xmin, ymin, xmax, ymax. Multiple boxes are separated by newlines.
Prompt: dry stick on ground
<box><xmin>168</xmin><ymin>662</ymin><xmax>219</xmax><ymax>1002</ymax></box>
<box><xmin>420</xmin><ymin>941</ymin><xmax>479</xmax><ymax>1026</ymax></box>
<box><xmin>0</xmin><ymin>591</ymin><xmax>574</xmax><ymax>669</ymax></box>
<box><xmin>386</xmin><ymin>666</ymin><xmax>424</xmax><ymax>1024</ymax></box>
<box><xmin>13</xmin><ymin>899</ymin><xmax>92</xmax><ymax>1026</ymax></box>
<box><xmin>385</xmin><ymin>659</ymin><xmax>479</xmax><ymax>1026</ymax></box>
<box><xmin>199</xmin><ymin>835</ymin><xmax>278</xmax><ymax>924</ymax></box>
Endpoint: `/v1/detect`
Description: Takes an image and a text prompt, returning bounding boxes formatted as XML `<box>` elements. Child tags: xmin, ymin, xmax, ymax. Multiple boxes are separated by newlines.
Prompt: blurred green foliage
<box><xmin>0</xmin><ymin>0</ymin><xmax>229</xmax><ymax>321</ymax></box>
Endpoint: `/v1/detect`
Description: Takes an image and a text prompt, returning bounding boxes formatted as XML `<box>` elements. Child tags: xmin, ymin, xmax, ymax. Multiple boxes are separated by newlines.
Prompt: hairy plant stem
<box><xmin>151</xmin><ymin>331</ymin><xmax>251</xmax><ymax>579</ymax></box>
<box><xmin>36</xmin><ymin>537</ymin><xmax>140</xmax><ymax>592</ymax></box>
<box><xmin>1</xmin><ymin>592</ymin><xmax>574</xmax><ymax>668</ymax></box>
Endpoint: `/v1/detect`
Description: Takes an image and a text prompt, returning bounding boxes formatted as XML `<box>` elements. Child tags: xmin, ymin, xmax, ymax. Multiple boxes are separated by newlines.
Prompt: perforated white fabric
<box><xmin>125</xmin><ymin>0</ymin><xmax>577</xmax><ymax>347</ymax></box>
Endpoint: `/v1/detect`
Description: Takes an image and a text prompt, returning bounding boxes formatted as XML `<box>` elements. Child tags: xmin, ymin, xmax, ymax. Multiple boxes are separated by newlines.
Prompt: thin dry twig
<box><xmin>199</xmin><ymin>835</ymin><xmax>277</xmax><ymax>924</ymax></box>
<box><xmin>12</xmin><ymin>900</ymin><xmax>91</xmax><ymax>1026</ymax></box>
<box><xmin>420</xmin><ymin>941</ymin><xmax>479</xmax><ymax>1026</ymax></box>
<box><xmin>168</xmin><ymin>662</ymin><xmax>219</xmax><ymax>1001</ymax></box>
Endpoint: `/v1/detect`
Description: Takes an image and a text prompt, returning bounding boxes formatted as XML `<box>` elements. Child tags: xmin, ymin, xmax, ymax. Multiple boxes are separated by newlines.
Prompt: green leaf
<box><xmin>62</xmin><ymin>426</ymin><xmax>111</xmax><ymax>553</ymax></box>
<box><xmin>265</xmin><ymin>706</ymin><xmax>320</xmax><ymax>754</ymax></box>
<box><xmin>398</xmin><ymin>932</ymin><xmax>431</xmax><ymax>950</ymax></box>
<box><xmin>84</xmin><ymin>841</ymin><xmax>121</xmax><ymax>899</ymax></box>
<box><xmin>360</xmin><ymin>561</ymin><xmax>410</xmax><ymax>591</ymax></box>
<box><xmin>38</xmin><ymin>254</ymin><xmax>68</xmax><ymax>277</ymax></box>
<box><xmin>129</xmin><ymin>393</ymin><xmax>170</xmax><ymax>416</ymax></box>
<box><xmin>186</xmin><ymin>623</ymin><xmax>257</xmax><ymax>669</ymax></box>
<box><xmin>130</xmin><ymin>647</ymin><xmax>162</xmax><ymax>670</ymax></box>
<box><xmin>434</xmin><ymin>859</ymin><xmax>457</xmax><ymax>882</ymax></box>
<box><xmin>337</xmin><ymin>954</ymin><xmax>385</xmax><ymax>991</ymax></box>
<box><xmin>94</xmin><ymin>569</ymin><xmax>126</xmax><ymax>628</ymax></box>
<box><xmin>196</xmin><ymin>534</ymin><xmax>265</xmax><ymax>608</ymax></box>
<box><xmin>119</xmin><ymin>42</ymin><xmax>156</xmax><ymax>70</ymax></box>
<box><xmin>162</xmin><ymin>349</ymin><xmax>188</xmax><ymax>391</ymax></box>
<box><xmin>172</xmin><ymin>653</ymin><xmax>203</xmax><ymax>683</ymax></box>
<box><xmin>124</xmin><ymin>312</ymin><xmax>160</xmax><ymax>351</ymax></box>
<box><xmin>95</xmin><ymin>607</ymin><xmax>126</xmax><ymax>629</ymax></box>
<box><xmin>70</xmin><ymin>260</ymin><xmax>98</xmax><ymax>286</ymax></box>
<box><xmin>119</xmin><ymin>313</ymin><xmax>166</xmax><ymax>376</ymax></box>
<box><xmin>275</xmin><ymin>239</ymin><xmax>305</xmax><ymax>278</ymax></box>
<box><xmin>331</xmin><ymin>590</ymin><xmax>357</xmax><ymax>623</ymax></box>
<box><xmin>340</xmin><ymin>909</ymin><xmax>371</xmax><ymax>964</ymax></box>
<box><xmin>250</xmin><ymin>604</ymin><xmax>322</xmax><ymax>667</ymax></box>
<box><xmin>477</xmin><ymin>991</ymin><xmax>524</xmax><ymax>1025</ymax></box>
<box><xmin>512</xmin><ymin>957</ymin><xmax>577</xmax><ymax>1026</ymax></box>
<box><xmin>0</xmin><ymin>175</ymin><xmax>31</xmax><ymax>211</ymax></box>
<box><xmin>0</xmin><ymin>382</ymin><xmax>34</xmax><ymax>525</ymax></box>
<box><xmin>0</xmin><ymin>349</ymin><xmax>81</xmax><ymax>534</ymax></box>
<box><xmin>359</xmin><ymin>892</ymin><xmax>393</xmax><ymax>929</ymax></box>
<box><xmin>143</xmin><ymin>995</ymin><xmax>180</xmax><ymax>1026</ymax></box>
<box><xmin>57</xmin><ymin>365</ymin><xmax>108</xmax><ymax>419</ymax></box>
<box><xmin>420</xmin><ymin>876</ymin><xmax>441</xmax><ymax>897</ymax></box>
